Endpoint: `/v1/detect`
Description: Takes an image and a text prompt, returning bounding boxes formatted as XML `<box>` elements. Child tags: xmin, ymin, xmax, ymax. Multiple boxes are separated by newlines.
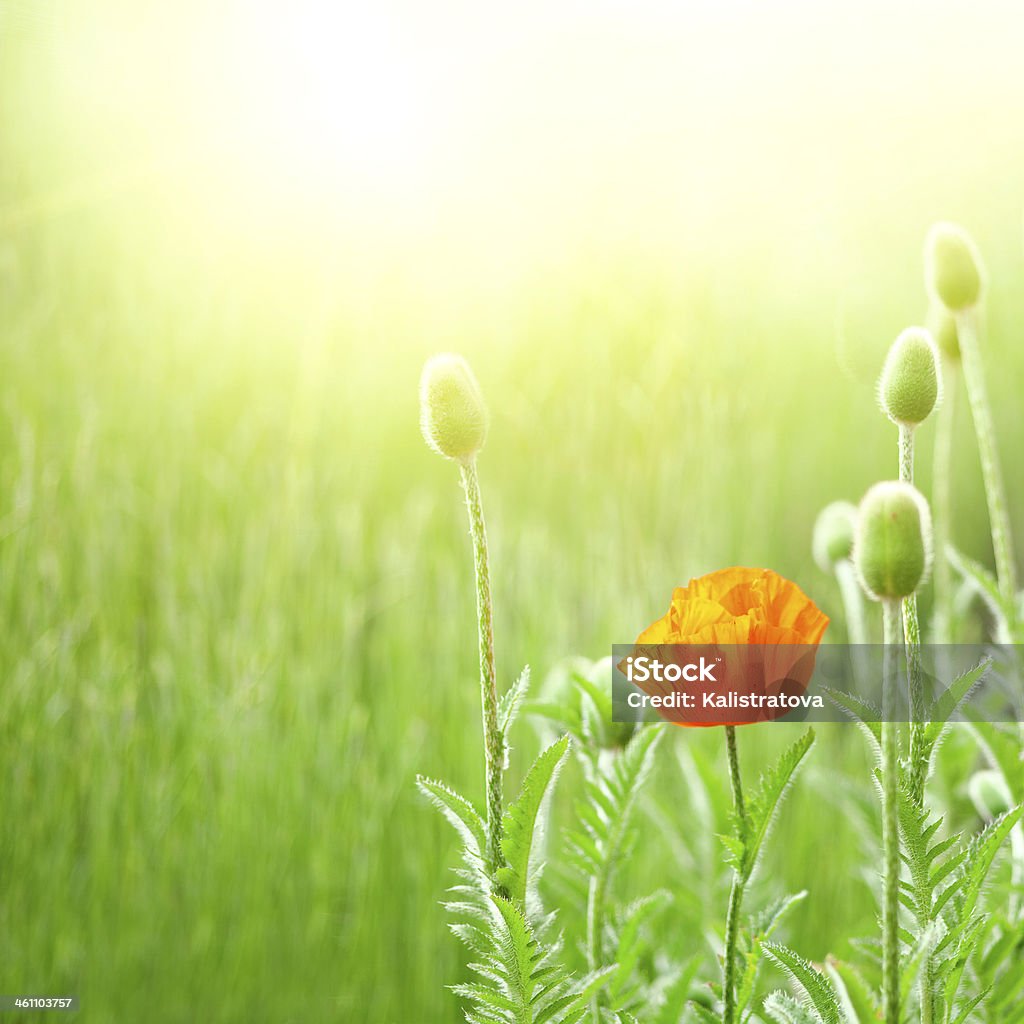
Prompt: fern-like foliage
<box><xmin>761</xmin><ymin>943</ymin><xmax>845</xmax><ymax>1024</ymax></box>
<box><xmin>419</xmin><ymin>727</ymin><xmax>616</xmax><ymax>1022</ymax></box>
<box><xmin>896</xmin><ymin>776</ymin><xmax>1023</xmax><ymax>1022</ymax></box>
<box><xmin>565</xmin><ymin>724</ymin><xmax>664</xmax><ymax>1016</ymax></box>
<box><xmin>497</xmin><ymin>734</ymin><xmax>571</xmax><ymax>906</ymax></box>
<box><xmin>825</xmin><ymin>957</ymin><xmax>879</xmax><ymax>1024</ymax></box>
<box><xmin>722</xmin><ymin>729</ymin><xmax>815</xmax><ymax>885</ymax></box>
<box><xmin>733</xmin><ymin>891</ymin><xmax>808</xmax><ymax>1022</ymax></box>
<box><xmin>452</xmin><ymin>895</ymin><xmax>616</xmax><ymax>1024</ymax></box>
<box><xmin>763</xmin><ymin>989</ymin><xmax>826</xmax><ymax>1024</ymax></box>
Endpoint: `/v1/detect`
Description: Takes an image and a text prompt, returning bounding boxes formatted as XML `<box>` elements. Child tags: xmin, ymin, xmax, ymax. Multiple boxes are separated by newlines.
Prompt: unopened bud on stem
<box><xmin>925</xmin><ymin>222</ymin><xmax>984</xmax><ymax>312</ymax></box>
<box><xmin>878</xmin><ymin>327</ymin><xmax>941</xmax><ymax>428</ymax></box>
<box><xmin>813</xmin><ymin>501</ymin><xmax>858</xmax><ymax>572</ymax></box>
<box><xmin>854</xmin><ymin>481</ymin><xmax>933</xmax><ymax>601</ymax></box>
<box><xmin>419</xmin><ymin>353</ymin><xmax>489</xmax><ymax>463</ymax></box>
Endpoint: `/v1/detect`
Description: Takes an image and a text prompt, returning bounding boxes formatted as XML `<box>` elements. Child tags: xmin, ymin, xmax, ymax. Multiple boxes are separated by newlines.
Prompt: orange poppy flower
<box><xmin>629</xmin><ymin>567</ymin><xmax>829</xmax><ymax>726</ymax></box>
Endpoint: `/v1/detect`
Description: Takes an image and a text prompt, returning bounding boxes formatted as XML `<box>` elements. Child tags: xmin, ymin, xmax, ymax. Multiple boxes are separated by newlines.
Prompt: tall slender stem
<box><xmin>957</xmin><ymin>311</ymin><xmax>1024</xmax><ymax>919</ymax></box>
<box><xmin>932</xmin><ymin>359</ymin><xmax>958</xmax><ymax>643</ymax></box>
<box><xmin>723</xmin><ymin>725</ymin><xmax>746</xmax><ymax>1024</ymax></box>
<box><xmin>956</xmin><ymin>309</ymin><xmax>1017</xmax><ymax>603</ymax></box>
<box><xmin>881</xmin><ymin>601</ymin><xmax>901</xmax><ymax>1024</ymax></box>
<box><xmin>897</xmin><ymin>423</ymin><xmax>927</xmax><ymax>805</ymax></box>
<box><xmin>836</xmin><ymin>559</ymin><xmax>869</xmax><ymax>645</ymax></box>
<box><xmin>460</xmin><ymin>460</ymin><xmax>505</xmax><ymax>875</ymax></box>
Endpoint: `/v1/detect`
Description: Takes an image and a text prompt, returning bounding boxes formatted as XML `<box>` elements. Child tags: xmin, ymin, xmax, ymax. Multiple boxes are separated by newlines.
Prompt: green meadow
<box><xmin>3</xmin><ymin>3</ymin><xmax>1024</xmax><ymax>1022</ymax></box>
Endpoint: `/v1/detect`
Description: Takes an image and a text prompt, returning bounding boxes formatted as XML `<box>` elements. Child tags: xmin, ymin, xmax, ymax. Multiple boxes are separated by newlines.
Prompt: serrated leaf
<box><xmin>754</xmin><ymin>890</ymin><xmax>809</xmax><ymax>941</ymax></box>
<box><xmin>604</xmin><ymin>892</ymin><xmax>670</xmax><ymax>1007</ymax></box>
<box><xmin>738</xmin><ymin>730</ymin><xmax>816</xmax><ymax>882</ymax></box>
<box><xmin>923</xmin><ymin>659</ymin><xmax>992</xmax><ymax>747</ymax></box>
<box><xmin>825</xmin><ymin>957</ymin><xmax>878</xmax><ymax>1024</ymax></box>
<box><xmin>535</xmin><ymin>966</ymin><xmax>617</xmax><ymax>1024</ymax></box>
<box><xmin>763</xmin><ymin>990</ymin><xmax>824</xmax><ymax>1024</ymax></box>
<box><xmin>566</xmin><ymin>725</ymin><xmax>663</xmax><ymax>972</ymax></box>
<box><xmin>949</xmin><ymin>987</ymin><xmax>990</xmax><ymax>1024</ymax></box>
<box><xmin>735</xmin><ymin>892</ymin><xmax>809</xmax><ymax>1019</ymax></box>
<box><xmin>824</xmin><ymin>688</ymin><xmax>881</xmax><ymax>746</ymax></box>
<box><xmin>689</xmin><ymin>999</ymin><xmax>723</xmax><ymax>1024</ymax></box>
<box><xmin>899</xmin><ymin>918</ymin><xmax>945</xmax><ymax>1012</ymax></box>
<box><xmin>417</xmin><ymin>775</ymin><xmax>487</xmax><ymax>857</ymax></box>
<box><xmin>499</xmin><ymin>667</ymin><xmax>532</xmax><ymax>737</ymax></box>
<box><xmin>761</xmin><ymin>943</ymin><xmax>842</xmax><ymax>1024</ymax></box>
<box><xmin>497</xmin><ymin>735</ymin><xmax>571</xmax><ymax>905</ymax></box>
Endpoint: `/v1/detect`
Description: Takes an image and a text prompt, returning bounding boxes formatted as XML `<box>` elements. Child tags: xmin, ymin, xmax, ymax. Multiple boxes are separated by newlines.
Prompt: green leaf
<box><xmin>763</xmin><ymin>990</ymin><xmax>824</xmax><ymax>1024</ymax></box>
<box><xmin>899</xmin><ymin>918</ymin><xmax>945</xmax><ymax>1013</ymax></box>
<box><xmin>735</xmin><ymin>892</ymin><xmax>809</xmax><ymax>1018</ymax></box>
<box><xmin>941</xmin><ymin>805</ymin><xmax>1022</xmax><ymax>921</ymax></box>
<box><xmin>499</xmin><ymin>667</ymin><xmax>532</xmax><ymax>737</ymax></box>
<box><xmin>689</xmin><ymin>1000</ymin><xmax>724</xmax><ymax>1024</ymax></box>
<box><xmin>761</xmin><ymin>943</ymin><xmax>843</xmax><ymax>1024</ymax></box>
<box><xmin>565</xmin><ymin>725</ymin><xmax>663</xmax><ymax>905</ymax></box>
<box><xmin>969</xmin><ymin>721</ymin><xmax>1024</xmax><ymax>803</ymax></box>
<box><xmin>825</xmin><ymin>957</ymin><xmax>878</xmax><ymax>1024</ymax></box>
<box><xmin>417</xmin><ymin>775</ymin><xmax>487</xmax><ymax>858</ymax></box>
<box><xmin>949</xmin><ymin>987</ymin><xmax>990</xmax><ymax>1024</ymax></box>
<box><xmin>923</xmin><ymin>659</ymin><xmax>992</xmax><ymax>748</ymax></box>
<box><xmin>651</xmin><ymin>956</ymin><xmax>702</xmax><ymax>1024</ymax></box>
<box><xmin>572</xmin><ymin>670</ymin><xmax>615</xmax><ymax>748</ymax></box>
<box><xmin>536</xmin><ymin>966</ymin><xmax>617</xmax><ymax>1024</ymax></box>
<box><xmin>823</xmin><ymin>688</ymin><xmax>881</xmax><ymax>747</ymax></box>
<box><xmin>604</xmin><ymin>892</ymin><xmax>670</xmax><ymax>1008</ymax></box>
<box><xmin>753</xmin><ymin>890</ymin><xmax>809</xmax><ymax>941</ymax></box>
<box><xmin>497</xmin><ymin>735</ymin><xmax>571</xmax><ymax>905</ymax></box>
<box><xmin>738</xmin><ymin>729</ymin><xmax>816</xmax><ymax>882</ymax></box>
<box><xmin>947</xmin><ymin>545</ymin><xmax>1015</xmax><ymax>640</ymax></box>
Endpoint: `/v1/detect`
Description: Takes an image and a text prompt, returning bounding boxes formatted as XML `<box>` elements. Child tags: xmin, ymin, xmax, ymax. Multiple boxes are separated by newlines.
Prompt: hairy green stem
<box><xmin>882</xmin><ymin>600</ymin><xmax>901</xmax><ymax>1024</ymax></box>
<box><xmin>460</xmin><ymin>461</ymin><xmax>505</xmax><ymax>876</ymax></box>
<box><xmin>723</xmin><ymin>725</ymin><xmax>746</xmax><ymax>1024</ymax></box>
<box><xmin>956</xmin><ymin>309</ymin><xmax>1017</xmax><ymax>602</ymax></box>
<box><xmin>898</xmin><ymin>421</ymin><xmax>935</xmax><ymax>1016</ymax></box>
<box><xmin>957</xmin><ymin>313</ymin><xmax>1024</xmax><ymax>917</ymax></box>
<box><xmin>897</xmin><ymin>423</ymin><xmax>927</xmax><ymax>805</ymax></box>
<box><xmin>836</xmin><ymin>559</ymin><xmax>869</xmax><ymax>645</ymax></box>
<box><xmin>932</xmin><ymin>358</ymin><xmax>958</xmax><ymax>644</ymax></box>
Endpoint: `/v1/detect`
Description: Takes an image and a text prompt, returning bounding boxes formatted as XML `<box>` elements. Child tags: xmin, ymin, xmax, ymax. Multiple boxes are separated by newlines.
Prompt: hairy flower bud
<box><xmin>878</xmin><ymin>327</ymin><xmax>941</xmax><ymax>428</ymax></box>
<box><xmin>854</xmin><ymin>482</ymin><xmax>933</xmax><ymax>601</ymax></box>
<box><xmin>419</xmin><ymin>353</ymin><xmax>489</xmax><ymax>463</ymax></box>
<box><xmin>925</xmin><ymin>222</ymin><xmax>984</xmax><ymax>312</ymax></box>
<box><xmin>813</xmin><ymin>501</ymin><xmax>858</xmax><ymax>572</ymax></box>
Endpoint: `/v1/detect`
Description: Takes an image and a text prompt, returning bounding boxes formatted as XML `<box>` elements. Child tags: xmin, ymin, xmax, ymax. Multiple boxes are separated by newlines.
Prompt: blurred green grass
<box><xmin>2</xmin><ymin>201</ymin><xmax>1022</xmax><ymax>1022</ymax></box>
<box><xmin>4</xmin><ymin>6</ymin><xmax>1024</xmax><ymax>1021</ymax></box>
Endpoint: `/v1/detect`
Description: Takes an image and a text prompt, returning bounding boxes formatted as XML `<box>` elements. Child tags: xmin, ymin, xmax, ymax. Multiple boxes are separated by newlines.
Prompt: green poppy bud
<box><xmin>926</xmin><ymin>303</ymin><xmax>959</xmax><ymax>361</ymax></box>
<box><xmin>878</xmin><ymin>327</ymin><xmax>941</xmax><ymax>428</ymax></box>
<box><xmin>968</xmin><ymin>769</ymin><xmax>1012</xmax><ymax>820</ymax></box>
<box><xmin>854</xmin><ymin>482</ymin><xmax>933</xmax><ymax>601</ymax></box>
<box><xmin>813</xmin><ymin>501</ymin><xmax>858</xmax><ymax>572</ymax></box>
<box><xmin>925</xmin><ymin>222</ymin><xmax>984</xmax><ymax>312</ymax></box>
<box><xmin>419</xmin><ymin>353</ymin><xmax>489</xmax><ymax>463</ymax></box>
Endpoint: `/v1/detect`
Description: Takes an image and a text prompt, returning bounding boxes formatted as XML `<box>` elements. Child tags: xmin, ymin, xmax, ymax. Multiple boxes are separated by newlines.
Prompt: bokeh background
<box><xmin>2</xmin><ymin>0</ymin><xmax>1024</xmax><ymax>1020</ymax></box>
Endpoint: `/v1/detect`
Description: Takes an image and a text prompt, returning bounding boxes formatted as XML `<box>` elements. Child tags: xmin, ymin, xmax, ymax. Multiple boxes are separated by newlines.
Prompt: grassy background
<box><xmin>3</xmin><ymin>2</ymin><xmax>1024</xmax><ymax>1021</ymax></box>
